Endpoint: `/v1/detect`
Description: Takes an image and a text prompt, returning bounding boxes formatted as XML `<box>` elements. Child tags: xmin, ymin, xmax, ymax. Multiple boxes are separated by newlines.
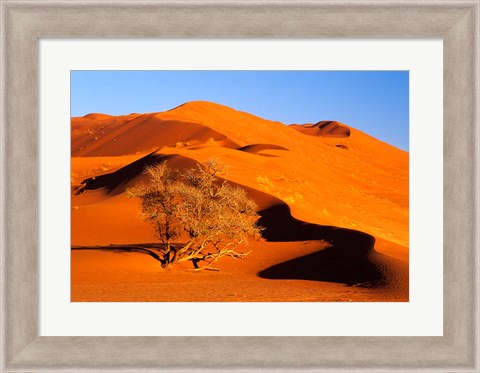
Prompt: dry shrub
<box><xmin>128</xmin><ymin>159</ymin><xmax>262</xmax><ymax>270</ymax></box>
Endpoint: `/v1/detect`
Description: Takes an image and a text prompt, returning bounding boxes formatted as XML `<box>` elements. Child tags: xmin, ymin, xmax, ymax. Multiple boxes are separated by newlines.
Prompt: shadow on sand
<box><xmin>72</xmin><ymin>244</ymin><xmax>166</xmax><ymax>263</ymax></box>
<box><xmin>257</xmin><ymin>203</ymin><xmax>388</xmax><ymax>287</ymax></box>
<box><xmin>76</xmin><ymin>151</ymin><xmax>170</xmax><ymax>195</ymax></box>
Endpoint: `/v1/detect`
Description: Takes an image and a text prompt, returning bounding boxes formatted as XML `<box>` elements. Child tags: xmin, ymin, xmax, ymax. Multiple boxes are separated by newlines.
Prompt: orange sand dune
<box><xmin>71</xmin><ymin>101</ymin><xmax>409</xmax><ymax>302</ymax></box>
<box><xmin>72</xmin><ymin>113</ymin><xmax>239</xmax><ymax>157</ymax></box>
<box><xmin>290</xmin><ymin>120</ymin><xmax>351</xmax><ymax>138</ymax></box>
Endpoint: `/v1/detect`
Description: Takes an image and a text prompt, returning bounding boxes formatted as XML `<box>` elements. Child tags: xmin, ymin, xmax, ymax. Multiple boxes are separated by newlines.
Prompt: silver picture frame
<box><xmin>1</xmin><ymin>1</ymin><xmax>478</xmax><ymax>372</ymax></box>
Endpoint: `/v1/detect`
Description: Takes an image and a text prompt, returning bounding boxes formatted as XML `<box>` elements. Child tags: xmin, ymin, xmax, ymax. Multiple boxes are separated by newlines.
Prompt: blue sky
<box><xmin>71</xmin><ymin>71</ymin><xmax>409</xmax><ymax>151</ymax></box>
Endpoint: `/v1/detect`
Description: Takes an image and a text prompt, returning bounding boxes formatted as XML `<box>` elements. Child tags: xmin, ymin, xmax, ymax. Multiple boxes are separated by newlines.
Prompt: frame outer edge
<box><xmin>475</xmin><ymin>3</ymin><xmax>480</xmax><ymax>372</ymax></box>
<box><xmin>444</xmin><ymin>5</ymin><xmax>479</xmax><ymax>371</ymax></box>
<box><xmin>0</xmin><ymin>2</ymin><xmax>472</xmax><ymax>37</ymax></box>
<box><xmin>2</xmin><ymin>1</ymin><xmax>40</xmax><ymax>370</ymax></box>
<box><xmin>1</xmin><ymin>1</ymin><xmax>480</xmax><ymax>372</ymax></box>
<box><xmin>1</xmin><ymin>1</ymin><xmax>7</xmax><ymax>372</ymax></box>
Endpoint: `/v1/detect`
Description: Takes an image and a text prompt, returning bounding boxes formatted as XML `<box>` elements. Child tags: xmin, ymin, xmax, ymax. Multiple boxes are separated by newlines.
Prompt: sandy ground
<box><xmin>72</xmin><ymin>241</ymin><xmax>407</xmax><ymax>302</ymax></box>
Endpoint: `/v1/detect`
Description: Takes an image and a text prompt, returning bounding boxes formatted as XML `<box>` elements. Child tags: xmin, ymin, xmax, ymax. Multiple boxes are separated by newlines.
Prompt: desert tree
<box><xmin>127</xmin><ymin>162</ymin><xmax>181</xmax><ymax>264</ymax></box>
<box><xmin>127</xmin><ymin>159</ymin><xmax>262</xmax><ymax>270</ymax></box>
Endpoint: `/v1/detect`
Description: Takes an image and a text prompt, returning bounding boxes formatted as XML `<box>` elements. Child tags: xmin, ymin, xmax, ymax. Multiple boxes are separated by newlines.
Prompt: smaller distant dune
<box><xmin>291</xmin><ymin>121</ymin><xmax>351</xmax><ymax>138</ymax></box>
<box><xmin>83</xmin><ymin>113</ymin><xmax>113</xmax><ymax>120</ymax></box>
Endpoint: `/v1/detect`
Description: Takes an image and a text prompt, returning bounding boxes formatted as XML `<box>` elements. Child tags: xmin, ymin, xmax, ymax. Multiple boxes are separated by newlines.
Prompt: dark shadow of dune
<box><xmin>238</xmin><ymin>144</ymin><xmax>289</xmax><ymax>153</ymax></box>
<box><xmin>238</xmin><ymin>144</ymin><xmax>289</xmax><ymax>157</ymax></box>
<box><xmin>218</xmin><ymin>177</ymin><xmax>399</xmax><ymax>288</ymax></box>
<box><xmin>257</xmin><ymin>203</ymin><xmax>389</xmax><ymax>287</ymax></box>
<box><xmin>189</xmin><ymin>143</ymin><xmax>288</xmax><ymax>157</ymax></box>
<box><xmin>76</xmin><ymin>151</ymin><xmax>171</xmax><ymax>195</ymax></box>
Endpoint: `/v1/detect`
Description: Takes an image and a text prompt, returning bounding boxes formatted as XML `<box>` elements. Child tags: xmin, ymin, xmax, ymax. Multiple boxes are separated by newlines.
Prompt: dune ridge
<box><xmin>290</xmin><ymin>120</ymin><xmax>351</xmax><ymax>138</ymax></box>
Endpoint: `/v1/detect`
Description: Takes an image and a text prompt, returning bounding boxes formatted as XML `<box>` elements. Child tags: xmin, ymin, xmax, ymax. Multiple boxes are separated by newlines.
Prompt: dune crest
<box><xmin>83</xmin><ymin>113</ymin><xmax>113</xmax><ymax>120</ymax></box>
<box><xmin>290</xmin><ymin>120</ymin><xmax>351</xmax><ymax>138</ymax></box>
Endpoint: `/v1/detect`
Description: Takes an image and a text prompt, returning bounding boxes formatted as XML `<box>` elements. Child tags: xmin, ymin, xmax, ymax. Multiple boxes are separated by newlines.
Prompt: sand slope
<box><xmin>71</xmin><ymin>101</ymin><xmax>409</xmax><ymax>302</ymax></box>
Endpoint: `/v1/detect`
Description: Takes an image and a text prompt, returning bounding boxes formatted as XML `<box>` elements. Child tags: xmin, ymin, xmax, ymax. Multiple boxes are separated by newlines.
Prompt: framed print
<box><xmin>41</xmin><ymin>40</ymin><xmax>439</xmax><ymax>338</ymax></box>
<box><xmin>68</xmin><ymin>68</ymin><xmax>411</xmax><ymax>304</ymax></box>
<box><xmin>1</xmin><ymin>1</ymin><xmax>479</xmax><ymax>372</ymax></box>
